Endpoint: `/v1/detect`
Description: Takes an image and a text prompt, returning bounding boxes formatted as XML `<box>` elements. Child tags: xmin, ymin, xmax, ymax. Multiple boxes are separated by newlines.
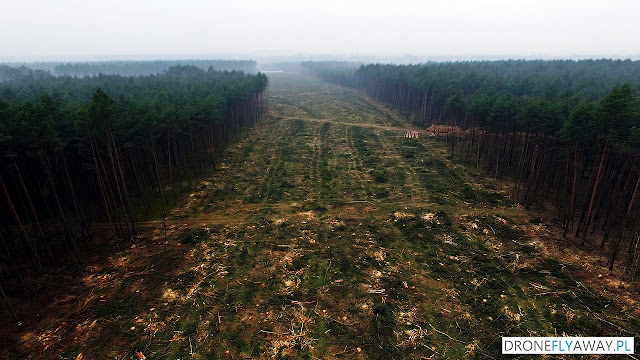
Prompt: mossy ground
<box><xmin>6</xmin><ymin>73</ymin><xmax>638</xmax><ymax>359</ymax></box>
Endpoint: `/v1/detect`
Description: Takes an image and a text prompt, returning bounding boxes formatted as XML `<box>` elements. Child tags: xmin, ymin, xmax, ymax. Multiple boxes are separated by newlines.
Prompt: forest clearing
<box><xmin>1</xmin><ymin>72</ymin><xmax>638</xmax><ymax>359</ymax></box>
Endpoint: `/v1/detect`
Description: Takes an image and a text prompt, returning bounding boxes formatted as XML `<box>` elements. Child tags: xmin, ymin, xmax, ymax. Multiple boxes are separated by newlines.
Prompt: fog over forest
<box><xmin>2</xmin><ymin>0</ymin><xmax>639</xmax><ymax>62</ymax></box>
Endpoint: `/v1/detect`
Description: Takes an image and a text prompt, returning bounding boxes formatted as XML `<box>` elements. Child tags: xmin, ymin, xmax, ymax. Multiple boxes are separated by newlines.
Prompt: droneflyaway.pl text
<box><xmin>502</xmin><ymin>337</ymin><xmax>634</xmax><ymax>354</ymax></box>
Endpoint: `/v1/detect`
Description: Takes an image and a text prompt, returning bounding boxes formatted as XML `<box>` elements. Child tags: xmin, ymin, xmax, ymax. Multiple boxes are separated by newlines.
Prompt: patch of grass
<box><xmin>176</xmin><ymin>228</ymin><xmax>209</xmax><ymax>244</ymax></box>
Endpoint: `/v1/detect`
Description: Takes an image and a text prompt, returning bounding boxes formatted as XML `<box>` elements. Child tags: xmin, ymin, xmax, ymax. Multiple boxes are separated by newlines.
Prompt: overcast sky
<box><xmin>2</xmin><ymin>0</ymin><xmax>639</xmax><ymax>61</ymax></box>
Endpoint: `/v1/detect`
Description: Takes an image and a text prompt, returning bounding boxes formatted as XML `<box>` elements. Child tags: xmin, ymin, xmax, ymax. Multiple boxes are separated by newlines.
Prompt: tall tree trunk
<box><xmin>167</xmin><ymin>132</ymin><xmax>176</xmax><ymax>204</ymax></box>
<box><xmin>582</xmin><ymin>142</ymin><xmax>608</xmax><ymax>246</ymax></box>
<box><xmin>564</xmin><ymin>146</ymin><xmax>580</xmax><ymax>238</ymax></box>
<box><xmin>0</xmin><ymin>175</ymin><xmax>41</xmax><ymax>271</ymax></box>
<box><xmin>110</xmin><ymin>135</ymin><xmax>136</xmax><ymax>239</ymax></box>
<box><xmin>88</xmin><ymin>130</ymin><xmax>121</xmax><ymax>239</ymax></box>
<box><xmin>41</xmin><ymin>151</ymin><xmax>80</xmax><ymax>260</ymax></box>
<box><xmin>609</xmin><ymin>169</ymin><xmax>640</xmax><ymax>270</ymax></box>
<box><xmin>9</xmin><ymin>153</ymin><xmax>55</xmax><ymax>264</ymax></box>
<box><xmin>61</xmin><ymin>149</ymin><xmax>89</xmax><ymax>241</ymax></box>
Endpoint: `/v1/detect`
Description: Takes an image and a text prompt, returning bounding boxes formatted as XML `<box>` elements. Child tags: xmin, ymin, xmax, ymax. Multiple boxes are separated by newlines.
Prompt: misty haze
<box><xmin>0</xmin><ymin>1</ymin><xmax>639</xmax><ymax>359</ymax></box>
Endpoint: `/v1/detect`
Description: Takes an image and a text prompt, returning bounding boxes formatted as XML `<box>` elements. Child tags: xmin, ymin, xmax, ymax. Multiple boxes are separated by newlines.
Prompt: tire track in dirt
<box><xmin>342</xmin><ymin>125</ymin><xmax>369</xmax><ymax>201</ymax></box>
<box><xmin>375</xmin><ymin>128</ymin><xmax>431</xmax><ymax>205</ymax></box>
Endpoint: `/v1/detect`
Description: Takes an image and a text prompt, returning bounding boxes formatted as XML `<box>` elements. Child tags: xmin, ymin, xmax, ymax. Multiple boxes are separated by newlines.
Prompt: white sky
<box><xmin>1</xmin><ymin>0</ymin><xmax>639</xmax><ymax>60</ymax></box>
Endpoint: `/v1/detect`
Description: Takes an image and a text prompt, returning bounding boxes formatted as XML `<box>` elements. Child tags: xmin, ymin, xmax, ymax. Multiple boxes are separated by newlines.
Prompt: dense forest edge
<box><xmin>0</xmin><ymin>64</ymin><xmax>267</xmax><ymax>328</ymax></box>
<box><xmin>0</xmin><ymin>59</ymin><xmax>257</xmax><ymax>79</ymax></box>
<box><xmin>302</xmin><ymin>59</ymin><xmax>640</xmax><ymax>279</ymax></box>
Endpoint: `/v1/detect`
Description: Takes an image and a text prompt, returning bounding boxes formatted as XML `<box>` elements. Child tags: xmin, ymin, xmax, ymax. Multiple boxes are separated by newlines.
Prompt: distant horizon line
<box><xmin>2</xmin><ymin>51</ymin><xmax>639</xmax><ymax>64</ymax></box>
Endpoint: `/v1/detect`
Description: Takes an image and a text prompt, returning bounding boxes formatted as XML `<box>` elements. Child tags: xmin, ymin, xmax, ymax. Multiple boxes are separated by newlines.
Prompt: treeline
<box><xmin>0</xmin><ymin>65</ymin><xmax>42</xmax><ymax>82</ymax></box>
<box><xmin>300</xmin><ymin>61</ymin><xmax>361</xmax><ymax>84</ymax></box>
<box><xmin>53</xmin><ymin>60</ymin><xmax>257</xmax><ymax>77</ymax></box>
<box><xmin>0</xmin><ymin>65</ymin><xmax>267</xmax><ymax>282</ymax></box>
<box><xmin>1</xmin><ymin>60</ymin><xmax>257</xmax><ymax>79</ymax></box>
<box><xmin>305</xmin><ymin>59</ymin><xmax>640</xmax><ymax>278</ymax></box>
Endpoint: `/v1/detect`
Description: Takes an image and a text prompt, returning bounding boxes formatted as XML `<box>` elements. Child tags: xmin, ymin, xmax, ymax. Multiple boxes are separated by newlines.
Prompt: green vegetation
<box><xmin>0</xmin><ymin>70</ymin><xmax>638</xmax><ymax>359</ymax></box>
<box><xmin>0</xmin><ymin>65</ymin><xmax>266</xmax><ymax>277</ymax></box>
<box><xmin>1</xmin><ymin>60</ymin><xmax>257</xmax><ymax>79</ymax></box>
<box><xmin>305</xmin><ymin>60</ymin><xmax>640</xmax><ymax>275</ymax></box>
